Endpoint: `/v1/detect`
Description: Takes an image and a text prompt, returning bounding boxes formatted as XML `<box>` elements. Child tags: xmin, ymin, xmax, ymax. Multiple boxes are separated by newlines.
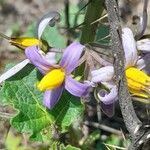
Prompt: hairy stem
<box><xmin>105</xmin><ymin>0</ymin><xmax>149</xmax><ymax>149</ymax></box>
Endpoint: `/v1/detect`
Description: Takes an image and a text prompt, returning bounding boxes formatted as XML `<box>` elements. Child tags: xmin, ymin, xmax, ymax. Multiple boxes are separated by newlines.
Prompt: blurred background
<box><xmin>0</xmin><ymin>0</ymin><xmax>150</xmax><ymax>149</ymax></box>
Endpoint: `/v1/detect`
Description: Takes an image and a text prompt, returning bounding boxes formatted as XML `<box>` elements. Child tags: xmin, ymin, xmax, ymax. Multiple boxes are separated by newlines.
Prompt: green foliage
<box><xmin>1</xmin><ymin>64</ymin><xmax>52</xmax><ymax>140</ymax></box>
<box><xmin>49</xmin><ymin>91</ymin><xmax>84</xmax><ymax>132</ymax></box>
<box><xmin>24</xmin><ymin>21</ymin><xmax>64</xmax><ymax>60</ymax></box>
<box><xmin>24</xmin><ymin>22</ymin><xmax>66</xmax><ymax>48</ymax></box>
<box><xmin>104</xmin><ymin>135</ymin><xmax>129</xmax><ymax>149</ymax></box>
<box><xmin>80</xmin><ymin>0</ymin><xmax>104</xmax><ymax>43</ymax></box>
<box><xmin>0</xmin><ymin>1</ymin><xmax>129</xmax><ymax>149</ymax></box>
<box><xmin>42</xmin><ymin>26</ymin><xmax>66</xmax><ymax>48</ymax></box>
<box><xmin>24</xmin><ymin>3</ymin><xmax>85</xmax><ymax>48</ymax></box>
<box><xmin>60</xmin><ymin>3</ymin><xmax>85</xmax><ymax>34</ymax></box>
<box><xmin>0</xmin><ymin>64</ymin><xmax>84</xmax><ymax>141</ymax></box>
<box><xmin>82</xmin><ymin>130</ymin><xmax>100</xmax><ymax>150</ymax></box>
<box><xmin>52</xmin><ymin>142</ymin><xmax>81</xmax><ymax>150</ymax></box>
<box><xmin>42</xmin><ymin>3</ymin><xmax>84</xmax><ymax>47</ymax></box>
<box><xmin>95</xmin><ymin>24</ymin><xmax>110</xmax><ymax>44</ymax></box>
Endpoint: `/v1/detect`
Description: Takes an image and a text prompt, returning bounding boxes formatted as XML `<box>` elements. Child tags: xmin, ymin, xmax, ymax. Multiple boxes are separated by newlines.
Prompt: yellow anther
<box><xmin>125</xmin><ymin>67</ymin><xmax>150</xmax><ymax>98</ymax></box>
<box><xmin>127</xmin><ymin>78</ymin><xmax>145</xmax><ymax>91</ymax></box>
<box><xmin>10</xmin><ymin>37</ymin><xmax>40</xmax><ymax>48</ymax></box>
<box><xmin>10</xmin><ymin>37</ymin><xmax>49</xmax><ymax>52</ymax></box>
<box><xmin>0</xmin><ymin>32</ymin><xmax>49</xmax><ymax>52</ymax></box>
<box><xmin>126</xmin><ymin>67</ymin><xmax>150</xmax><ymax>86</ymax></box>
<box><xmin>129</xmin><ymin>87</ymin><xmax>149</xmax><ymax>99</ymax></box>
<box><xmin>37</xmin><ymin>68</ymin><xmax>65</xmax><ymax>91</ymax></box>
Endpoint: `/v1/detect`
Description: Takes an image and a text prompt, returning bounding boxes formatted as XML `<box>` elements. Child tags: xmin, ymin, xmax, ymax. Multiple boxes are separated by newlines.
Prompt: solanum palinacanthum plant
<box><xmin>0</xmin><ymin>8</ymin><xmax>150</xmax><ymax>148</ymax></box>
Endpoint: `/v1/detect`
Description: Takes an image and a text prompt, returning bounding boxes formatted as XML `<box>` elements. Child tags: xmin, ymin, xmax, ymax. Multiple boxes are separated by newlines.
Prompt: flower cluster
<box><xmin>91</xmin><ymin>28</ymin><xmax>150</xmax><ymax>116</ymax></box>
<box><xmin>1</xmin><ymin>12</ymin><xmax>150</xmax><ymax>117</ymax></box>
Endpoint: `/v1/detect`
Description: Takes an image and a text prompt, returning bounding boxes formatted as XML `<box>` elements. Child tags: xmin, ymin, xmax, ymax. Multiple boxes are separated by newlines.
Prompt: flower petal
<box><xmin>122</xmin><ymin>28</ymin><xmax>138</xmax><ymax>67</ymax></box>
<box><xmin>91</xmin><ymin>66</ymin><xmax>114</xmax><ymax>83</ymax></box>
<box><xmin>37</xmin><ymin>11</ymin><xmax>60</xmax><ymax>39</ymax></box>
<box><xmin>65</xmin><ymin>76</ymin><xmax>90</xmax><ymax>97</ymax></box>
<box><xmin>0</xmin><ymin>59</ymin><xmax>30</xmax><ymax>84</ymax></box>
<box><xmin>97</xmin><ymin>85</ymin><xmax>118</xmax><ymax>105</ymax></box>
<box><xmin>60</xmin><ymin>42</ymin><xmax>85</xmax><ymax>73</ymax></box>
<box><xmin>43</xmin><ymin>86</ymin><xmax>63</xmax><ymax>109</ymax></box>
<box><xmin>137</xmin><ymin>39</ymin><xmax>150</xmax><ymax>52</ymax></box>
<box><xmin>101</xmin><ymin>103</ymin><xmax>114</xmax><ymax>117</ymax></box>
<box><xmin>136</xmin><ymin>57</ymin><xmax>145</xmax><ymax>70</ymax></box>
<box><xmin>25</xmin><ymin>46</ymin><xmax>56</xmax><ymax>74</ymax></box>
<box><xmin>45</xmin><ymin>52</ymin><xmax>57</xmax><ymax>64</ymax></box>
<box><xmin>136</xmin><ymin>53</ymin><xmax>150</xmax><ymax>75</ymax></box>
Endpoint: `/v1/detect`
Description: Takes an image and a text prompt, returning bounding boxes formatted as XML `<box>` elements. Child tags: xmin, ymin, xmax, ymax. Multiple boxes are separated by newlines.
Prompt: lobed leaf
<box><xmin>0</xmin><ymin>63</ymin><xmax>84</xmax><ymax>140</ymax></box>
<box><xmin>1</xmin><ymin>64</ymin><xmax>52</xmax><ymax>138</ymax></box>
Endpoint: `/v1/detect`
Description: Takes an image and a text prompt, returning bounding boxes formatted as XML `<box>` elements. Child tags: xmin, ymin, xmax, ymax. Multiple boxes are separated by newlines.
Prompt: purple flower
<box><xmin>91</xmin><ymin>66</ymin><xmax>117</xmax><ymax>117</ymax></box>
<box><xmin>137</xmin><ymin>39</ymin><xmax>150</xmax><ymax>52</ymax></box>
<box><xmin>25</xmin><ymin>42</ymin><xmax>91</xmax><ymax>109</ymax></box>
<box><xmin>0</xmin><ymin>11</ymin><xmax>61</xmax><ymax>84</ymax></box>
<box><xmin>91</xmin><ymin>27</ymin><xmax>150</xmax><ymax>116</ymax></box>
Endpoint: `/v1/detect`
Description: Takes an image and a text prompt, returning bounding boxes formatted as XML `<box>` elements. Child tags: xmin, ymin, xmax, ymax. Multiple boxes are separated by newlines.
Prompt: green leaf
<box><xmin>52</xmin><ymin>143</ymin><xmax>81</xmax><ymax>150</ymax></box>
<box><xmin>24</xmin><ymin>3</ymin><xmax>85</xmax><ymax>48</ymax></box>
<box><xmin>0</xmin><ymin>63</ymin><xmax>84</xmax><ymax>140</ymax></box>
<box><xmin>0</xmin><ymin>64</ymin><xmax>53</xmax><ymax>140</ymax></box>
<box><xmin>42</xmin><ymin>26</ymin><xmax>66</xmax><ymax>48</ymax></box>
<box><xmin>106</xmin><ymin>135</ymin><xmax>122</xmax><ymax>146</ymax></box>
<box><xmin>60</xmin><ymin>3</ymin><xmax>85</xmax><ymax>40</ymax></box>
<box><xmin>43</xmin><ymin>4</ymin><xmax>85</xmax><ymax>45</ymax></box>
<box><xmin>49</xmin><ymin>91</ymin><xmax>84</xmax><ymax>131</ymax></box>
<box><xmin>62</xmin><ymin>144</ymin><xmax>81</xmax><ymax>150</ymax></box>
<box><xmin>82</xmin><ymin>130</ymin><xmax>100</xmax><ymax>150</ymax></box>
<box><xmin>95</xmin><ymin>24</ymin><xmax>110</xmax><ymax>44</ymax></box>
<box><xmin>24</xmin><ymin>21</ymin><xmax>66</xmax><ymax>49</ymax></box>
<box><xmin>60</xmin><ymin>3</ymin><xmax>84</xmax><ymax>27</ymax></box>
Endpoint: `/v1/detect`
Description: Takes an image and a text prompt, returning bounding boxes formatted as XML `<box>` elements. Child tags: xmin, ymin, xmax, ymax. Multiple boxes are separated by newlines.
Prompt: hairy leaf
<box><xmin>49</xmin><ymin>91</ymin><xmax>84</xmax><ymax>131</ymax></box>
<box><xmin>1</xmin><ymin>64</ymin><xmax>52</xmax><ymax>138</ymax></box>
<box><xmin>0</xmin><ymin>63</ymin><xmax>84</xmax><ymax>140</ymax></box>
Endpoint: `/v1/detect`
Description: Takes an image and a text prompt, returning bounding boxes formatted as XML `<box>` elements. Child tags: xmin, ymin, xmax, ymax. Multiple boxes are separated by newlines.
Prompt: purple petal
<box><xmin>137</xmin><ymin>39</ymin><xmax>150</xmax><ymax>52</ymax></box>
<box><xmin>45</xmin><ymin>52</ymin><xmax>57</xmax><ymax>64</ymax></box>
<box><xmin>43</xmin><ymin>86</ymin><xmax>63</xmax><ymax>109</ymax></box>
<box><xmin>136</xmin><ymin>57</ymin><xmax>145</xmax><ymax>70</ymax></box>
<box><xmin>37</xmin><ymin>11</ymin><xmax>60</xmax><ymax>39</ymax></box>
<box><xmin>65</xmin><ymin>76</ymin><xmax>90</xmax><ymax>97</ymax></box>
<box><xmin>136</xmin><ymin>53</ymin><xmax>150</xmax><ymax>75</ymax></box>
<box><xmin>122</xmin><ymin>28</ymin><xmax>138</xmax><ymax>67</ymax></box>
<box><xmin>97</xmin><ymin>85</ymin><xmax>118</xmax><ymax>105</ymax></box>
<box><xmin>0</xmin><ymin>59</ymin><xmax>30</xmax><ymax>84</ymax></box>
<box><xmin>101</xmin><ymin>103</ymin><xmax>114</xmax><ymax>117</ymax></box>
<box><xmin>60</xmin><ymin>42</ymin><xmax>85</xmax><ymax>73</ymax></box>
<box><xmin>91</xmin><ymin>66</ymin><xmax>114</xmax><ymax>83</ymax></box>
<box><xmin>25</xmin><ymin>46</ymin><xmax>56</xmax><ymax>74</ymax></box>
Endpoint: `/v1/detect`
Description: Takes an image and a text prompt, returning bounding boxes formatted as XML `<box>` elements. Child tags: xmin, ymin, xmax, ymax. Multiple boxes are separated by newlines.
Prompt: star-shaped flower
<box><xmin>25</xmin><ymin>42</ymin><xmax>91</xmax><ymax>109</ymax></box>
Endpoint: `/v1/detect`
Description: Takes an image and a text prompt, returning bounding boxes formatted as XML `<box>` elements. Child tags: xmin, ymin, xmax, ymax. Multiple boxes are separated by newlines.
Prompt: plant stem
<box><xmin>105</xmin><ymin>0</ymin><xmax>150</xmax><ymax>149</ymax></box>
